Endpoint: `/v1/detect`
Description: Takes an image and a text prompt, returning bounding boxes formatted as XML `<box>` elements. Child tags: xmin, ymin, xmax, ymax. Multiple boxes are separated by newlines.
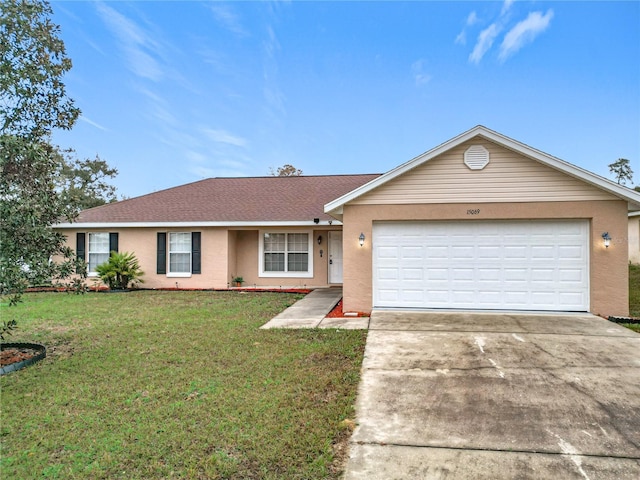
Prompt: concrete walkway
<box><xmin>260</xmin><ymin>287</ymin><xmax>369</xmax><ymax>329</ymax></box>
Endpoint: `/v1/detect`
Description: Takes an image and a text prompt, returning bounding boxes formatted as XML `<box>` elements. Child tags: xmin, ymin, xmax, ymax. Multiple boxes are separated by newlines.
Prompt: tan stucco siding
<box><xmin>342</xmin><ymin>200</ymin><xmax>629</xmax><ymax>317</ymax></box>
<box><xmin>629</xmin><ymin>217</ymin><xmax>640</xmax><ymax>264</ymax></box>
<box><xmin>351</xmin><ymin>139</ymin><xmax>618</xmax><ymax>205</ymax></box>
<box><xmin>61</xmin><ymin>226</ymin><xmax>337</xmax><ymax>290</ymax></box>
<box><xmin>63</xmin><ymin>227</ymin><xmax>230</xmax><ymax>289</ymax></box>
<box><xmin>232</xmin><ymin>228</ymin><xmax>333</xmax><ymax>288</ymax></box>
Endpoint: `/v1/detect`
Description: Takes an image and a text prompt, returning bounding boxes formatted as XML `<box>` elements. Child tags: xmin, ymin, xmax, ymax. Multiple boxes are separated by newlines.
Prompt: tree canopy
<box><xmin>608</xmin><ymin>158</ymin><xmax>633</xmax><ymax>186</ymax></box>
<box><xmin>0</xmin><ymin>0</ymin><xmax>80</xmax><ymax>138</ymax></box>
<box><xmin>1</xmin><ymin>0</ymin><xmax>115</xmax><ymax>304</ymax></box>
<box><xmin>269</xmin><ymin>164</ymin><xmax>303</xmax><ymax>176</ymax></box>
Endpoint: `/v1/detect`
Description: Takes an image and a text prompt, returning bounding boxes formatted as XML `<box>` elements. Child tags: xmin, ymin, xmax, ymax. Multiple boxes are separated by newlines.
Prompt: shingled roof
<box><xmin>65</xmin><ymin>174</ymin><xmax>381</xmax><ymax>225</ymax></box>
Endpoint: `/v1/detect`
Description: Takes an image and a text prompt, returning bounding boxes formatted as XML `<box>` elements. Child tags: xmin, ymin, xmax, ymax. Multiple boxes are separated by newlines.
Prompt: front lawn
<box><xmin>0</xmin><ymin>291</ymin><xmax>367</xmax><ymax>479</ymax></box>
<box><xmin>629</xmin><ymin>263</ymin><xmax>640</xmax><ymax>318</ymax></box>
<box><xmin>622</xmin><ymin>264</ymin><xmax>640</xmax><ymax>332</ymax></box>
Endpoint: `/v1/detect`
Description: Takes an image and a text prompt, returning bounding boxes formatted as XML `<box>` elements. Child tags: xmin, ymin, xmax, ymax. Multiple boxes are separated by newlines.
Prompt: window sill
<box><xmin>166</xmin><ymin>272</ymin><xmax>192</xmax><ymax>278</ymax></box>
<box><xmin>259</xmin><ymin>271</ymin><xmax>313</xmax><ymax>279</ymax></box>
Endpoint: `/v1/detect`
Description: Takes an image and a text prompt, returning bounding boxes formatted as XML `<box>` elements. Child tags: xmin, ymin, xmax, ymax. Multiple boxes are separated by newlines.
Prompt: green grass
<box><xmin>1</xmin><ymin>291</ymin><xmax>367</xmax><ymax>479</ymax></box>
<box><xmin>629</xmin><ymin>263</ymin><xmax>640</xmax><ymax>318</ymax></box>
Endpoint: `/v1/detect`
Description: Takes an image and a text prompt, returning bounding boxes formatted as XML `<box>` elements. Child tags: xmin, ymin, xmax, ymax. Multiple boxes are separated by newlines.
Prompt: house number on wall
<box><xmin>467</xmin><ymin>209</ymin><xmax>481</xmax><ymax>215</ymax></box>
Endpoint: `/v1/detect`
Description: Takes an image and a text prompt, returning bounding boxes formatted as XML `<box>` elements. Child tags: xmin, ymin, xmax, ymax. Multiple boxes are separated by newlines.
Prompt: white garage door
<box><xmin>373</xmin><ymin>220</ymin><xmax>589</xmax><ymax>311</ymax></box>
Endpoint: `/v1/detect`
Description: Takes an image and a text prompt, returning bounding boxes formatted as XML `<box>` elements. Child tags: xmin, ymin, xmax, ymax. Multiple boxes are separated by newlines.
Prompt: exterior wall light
<box><xmin>359</xmin><ymin>232</ymin><xmax>365</xmax><ymax>247</ymax></box>
<box><xmin>317</xmin><ymin>235</ymin><xmax>322</xmax><ymax>245</ymax></box>
<box><xmin>602</xmin><ymin>232</ymin><xmax>611</xmax><ymax>248</ymax></box>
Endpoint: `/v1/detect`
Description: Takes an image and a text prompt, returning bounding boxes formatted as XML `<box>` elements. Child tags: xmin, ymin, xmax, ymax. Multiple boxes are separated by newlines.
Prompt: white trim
<box><xmin>166</xmin><ymin>273</ymin><xmax>192</xmax><ymax>278</ymax></box>
<box><xmin>324</xmin><ymin>125</ymin><xmax>640</xmax><ymax>215</ymax></box>
<box><xmin>87</xmin><ymin>232</ymin><xmax>110</xmax><ymax>274</ymax></box>
<box><xmin>168</xmin><ymin>232</ymin><xmax>192</xmax><ymax>276</ymax></box>
<box><xmin>258</xmin><ymin>229</ymin><xmax>314</xmax><ymax>279</ymax></box>
<box><xmin>55</xmin><ymin>220</ymin><xmax>342</xmax><ymax>229</ymax></box>
<box><xmin>328</xmin><ymin>231</ymin><xmax>343</xmax><ymax>284</ymax></box>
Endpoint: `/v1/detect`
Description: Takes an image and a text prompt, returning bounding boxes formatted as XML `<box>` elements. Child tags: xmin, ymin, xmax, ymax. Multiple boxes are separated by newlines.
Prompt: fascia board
<box><xmin>54</xmin><ymin>220</ymin><xmax>343</xmax><ymax>229</ymax></box>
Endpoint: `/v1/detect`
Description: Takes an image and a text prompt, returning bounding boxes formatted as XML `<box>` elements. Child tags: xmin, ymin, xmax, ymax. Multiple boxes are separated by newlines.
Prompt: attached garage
<box><xmin>373</xmin><ymin>220</ymin><xmax>589</xmax><ymax>311</ymax></box>
<box><xmin>325</xmin><ymin>126</ymin><xmax>640</xmax><ymax>317</ymax></box>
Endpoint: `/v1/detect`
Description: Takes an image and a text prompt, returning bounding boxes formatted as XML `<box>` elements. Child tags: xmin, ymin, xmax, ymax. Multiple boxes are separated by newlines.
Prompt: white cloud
<box><xmin>455</xmin><ymin>11</ymin><xmax>479</xmax><ymax>45</ymax></box>
<box><xmin>79</xmin><ymin>116</ymin><xmax>107</xmax><ymax>131</ymax></box>
<box><xmin>95</xmin><ymin>2</ymin><xmax>164</xmax><ymax>81</ymax></box>
<box><xmin>469</xmin><ymin>23</ymin><xmax>501</xmax><ymax>64</ymax></box>
<box><xmin>202</xmin><ymin>128</ymin><xmax>248</xmax><ymax>148</ymax></box>
<box><xmin>411</xmin><ymin>59</ymin><xmax>432</xmax><ymax>86</ymax></box>
<box><xmin>501</xmin><ymin>0</ymin><xmax>515</xmax><ymax>16</ymax></box>
<box><xmin>208</xmin><ymin>4</ymin><xmax>247</xmax><ymax>37</ymax></box>
<box><xmin>499</xmin><ymin>10</ymin><xmax>554</xmax><ymax>62</ymax></box>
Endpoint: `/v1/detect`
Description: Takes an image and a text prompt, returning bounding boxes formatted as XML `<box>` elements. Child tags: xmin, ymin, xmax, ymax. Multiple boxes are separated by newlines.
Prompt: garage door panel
<box><xmin>477</xmin><ymin>246</ymin><xmax>501</xmax><ymax>259</ymax></box>
<box><xmin>403</xmin><ymin>268</ymin><xmax>423</xmax><ymax>280</ymax></box>
<box><xmin>559</xmin><ymin>269</ymin><xmax>583</xmax><ymax>282</ymax></box>
<box><xmin>377</xmin><ymin>246</ymin><xmax>399</xmax><ymax>259</ymax></box>
<box><xmin>373</xmin><ymin>220</ymin><xmax>589</xmax><ymax>311</ymax></box>
<box><xmin>401</xmin><ymin>246</ymin><xmax>423</xmax><ymax>259</ymax></box>
<box><xmin>504</xmin><ymin>246</ymin><xmax>528</xmax><ymax>259</ymax></box>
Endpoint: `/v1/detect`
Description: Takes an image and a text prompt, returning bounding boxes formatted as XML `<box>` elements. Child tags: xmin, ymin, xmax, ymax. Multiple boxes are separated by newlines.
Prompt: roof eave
<box><xmin>324</xmin><ymin>125</ymin><xmax>640</xmax><ymax>211</ymax></box>
<box><xmin>54</xmin><ymin>220</ymin><xmax>343</xmax><ymax>229</ymax></box>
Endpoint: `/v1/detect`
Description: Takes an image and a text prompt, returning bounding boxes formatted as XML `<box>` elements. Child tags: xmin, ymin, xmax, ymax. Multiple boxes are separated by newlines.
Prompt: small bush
<box><xmin>95</xmin><ymin>251</ymin><xmax>144</xmax><ymax>290</ymax></box>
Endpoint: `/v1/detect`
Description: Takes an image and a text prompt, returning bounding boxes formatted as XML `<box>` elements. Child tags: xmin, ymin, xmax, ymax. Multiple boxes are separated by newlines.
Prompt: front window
<box><xmin>88</xmin><ymin>233</ymin><xmax>110</xmax><ymax>274</ymax></box>
<box><xmin>169</xmin><ymin>232</ymin><xmax>191</xmax><ymax>274</ymax></box>
<box><xmin>261</xmin><ymin>232</ymin><xmax>312</xmax><ymax>277</ymax></box>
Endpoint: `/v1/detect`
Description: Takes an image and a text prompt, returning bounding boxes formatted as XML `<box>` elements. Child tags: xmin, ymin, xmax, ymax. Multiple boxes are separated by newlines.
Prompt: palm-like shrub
<box><xmin>95</xmin><ymin>252</ymin><xmax>144</xmax><ymax>290</ymax></box>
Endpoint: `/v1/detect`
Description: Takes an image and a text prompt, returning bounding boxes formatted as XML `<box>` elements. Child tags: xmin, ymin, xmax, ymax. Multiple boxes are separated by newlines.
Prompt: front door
<box><xmin>328</xmin><ymin>231</ymin><xmax>343</xmax><ymax>284</ymax></box>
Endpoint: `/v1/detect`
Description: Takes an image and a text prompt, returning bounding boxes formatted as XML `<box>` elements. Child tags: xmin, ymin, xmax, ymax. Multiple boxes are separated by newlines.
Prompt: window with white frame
<box><xmin>169</xmin><ymin>232</ymin><xmax>191</xmax><ymax>274</ymax></box>
<box><xmin>261</xmin><ymin>232</ymin><xmax>312</xmax><ymax>277</ymax></box>
<box><xmin>88</xmin><ymin>233</ymin><xmax>110</xmax><ymax>274</ymax></box>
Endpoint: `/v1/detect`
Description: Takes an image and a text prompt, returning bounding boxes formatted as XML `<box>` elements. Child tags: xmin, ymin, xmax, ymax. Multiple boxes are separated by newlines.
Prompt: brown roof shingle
<box><xmin>74</xmin><ymin>174</ymin><xmax>381</xmax><ymax>224</ymax></box>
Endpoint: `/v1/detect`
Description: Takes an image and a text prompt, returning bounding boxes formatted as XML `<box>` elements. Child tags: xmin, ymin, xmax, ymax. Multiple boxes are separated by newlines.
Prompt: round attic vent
<box><xmin>464</xmin><ymin>145</ymin><xmax>490</xmax><ymax>170</ymax></box>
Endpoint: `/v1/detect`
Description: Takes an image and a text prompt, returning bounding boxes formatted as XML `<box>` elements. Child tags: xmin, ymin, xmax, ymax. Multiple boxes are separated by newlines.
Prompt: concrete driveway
<box><xmin>344</xmin><ymin>311</ymin><xmax>640</xmax><ymax>479</ymax></box>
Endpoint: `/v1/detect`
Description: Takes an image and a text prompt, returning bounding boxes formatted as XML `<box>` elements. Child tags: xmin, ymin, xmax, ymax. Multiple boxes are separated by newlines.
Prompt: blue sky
<box><xmin>51</xmin><ymin>1</ymin><xmax>640</xmax><ymax>199</ymax></box>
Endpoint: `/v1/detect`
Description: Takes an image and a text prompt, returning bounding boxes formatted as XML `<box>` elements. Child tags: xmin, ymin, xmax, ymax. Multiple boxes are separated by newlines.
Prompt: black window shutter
<box><xmin>76</xmin><ymin>233</ymin><xmax>86</xmax><ymax>261</ymax></box>
<box><xmin>157</xmin><ymin>232</ymin><xmax>167</xmax><ymax>274</ymax></box>
<box><xmin>192</xmin><ymin>232</ymin><xmax>201</xmax><ymax>274</ymax></box>
<box><xmin>109</xmin><ymin>232</ymin><xmax>119</xmax><ymax>254</ymax></box>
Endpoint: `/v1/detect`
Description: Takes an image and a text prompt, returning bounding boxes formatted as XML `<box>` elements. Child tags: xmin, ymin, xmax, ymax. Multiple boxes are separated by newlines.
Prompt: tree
<box><xmin>0</xmin><ymin>0</ymin><xmax>93</xmax><ymax>305</ymax></box>
<box><xmin>0</xmin><ymin>0</ymin><xmax>80</xmax><ymax>139</ymax></box>
<box><xmin>58</xmin><ymin>154</ymin><xmax>118</xmax><ymax>209</ymax></box>
<box><xmin>269</xmin><ymin>164</ymin><xmax>303</xmax><ymax>176</ymax></box>
<box><xmin>1</xmin><ymin>137</ymin><xmax>81</xmax><ymax>301</ymax></box>
<box><xmin>608</xmin><ymin>158</ymin><xmax>633</xmax><ymax>185</ymax></box>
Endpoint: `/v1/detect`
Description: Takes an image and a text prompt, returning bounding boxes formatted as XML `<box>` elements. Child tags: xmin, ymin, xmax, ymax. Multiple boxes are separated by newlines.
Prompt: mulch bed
<box><xmin>325</xmin><ymin>299</ymin><xmax>369</xmax><ymax>318</ymax></box>
<box><xmin>1</xmin><ymin>346</ymin><xmax>39</xmax><ymax>366</ymax></box>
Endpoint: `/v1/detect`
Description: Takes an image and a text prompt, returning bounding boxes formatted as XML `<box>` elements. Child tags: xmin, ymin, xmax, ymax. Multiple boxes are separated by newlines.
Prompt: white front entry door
<box><xmin>373</xmin><ymin>220</ymin><xmax>589</xmax><ymax>311</ymax></box>
<box><xmin>329</xmin><ymin>231</ymin><xmax>343</xmax><ymax>284</ymax></box>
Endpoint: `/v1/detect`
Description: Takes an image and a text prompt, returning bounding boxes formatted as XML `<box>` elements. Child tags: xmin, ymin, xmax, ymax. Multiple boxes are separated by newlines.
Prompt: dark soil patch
<box><xmin>326</xmin><ymin>299</ymin><xmax>369</xmax><ymax>318</ymax></box>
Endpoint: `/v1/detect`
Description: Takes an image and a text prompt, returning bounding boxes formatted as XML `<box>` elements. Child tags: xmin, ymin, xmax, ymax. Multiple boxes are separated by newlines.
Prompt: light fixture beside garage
<box><xmin>359</xmin><ymin>232</ymin><xmax>365</xmax><ymax>247</ymax></box>
<box><xmin>602</xmin><ymin>232</ymin><xmax>611</xmax><ymax>248</ymax></box>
